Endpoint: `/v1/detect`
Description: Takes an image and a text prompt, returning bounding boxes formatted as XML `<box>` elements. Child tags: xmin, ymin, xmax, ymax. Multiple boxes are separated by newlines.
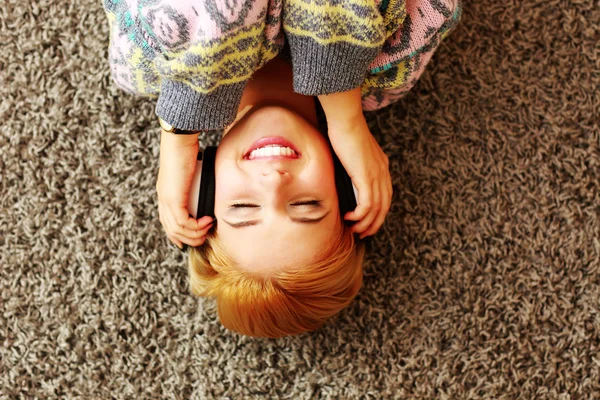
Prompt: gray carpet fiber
<box><xmin>2</xmin><ymin>0</ymin><xmax>600</xmax><ymax>398</ymax></box>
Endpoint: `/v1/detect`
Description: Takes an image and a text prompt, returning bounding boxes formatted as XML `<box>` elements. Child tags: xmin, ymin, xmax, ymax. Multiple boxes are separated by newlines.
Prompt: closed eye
<box><xmin>291</xmin><ymin>200</ymin><xmax>322</xmax><ymax>206</ymax></box>
<box><xmin>230</xmin><ymin>203</ymin><xmax>260</xmax><ymax>208</ymax></box>
<box><xmin>231</xmin><ymin>200</ymin><xmax>322</xmax><ymax>208</ymax></box>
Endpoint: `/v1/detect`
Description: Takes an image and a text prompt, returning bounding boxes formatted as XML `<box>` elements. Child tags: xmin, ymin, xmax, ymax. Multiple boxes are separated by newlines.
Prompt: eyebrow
<box><xmin>222</xmin><ymin>211</ymin><xmax>330</xmax><ymax>228</ymax></box>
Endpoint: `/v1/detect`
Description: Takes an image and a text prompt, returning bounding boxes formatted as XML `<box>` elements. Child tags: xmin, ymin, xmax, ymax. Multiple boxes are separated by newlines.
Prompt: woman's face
<box><xmin>214</xmin><ymin>106</ymin><xmax>341</xmax><ymax>275</ymax></box>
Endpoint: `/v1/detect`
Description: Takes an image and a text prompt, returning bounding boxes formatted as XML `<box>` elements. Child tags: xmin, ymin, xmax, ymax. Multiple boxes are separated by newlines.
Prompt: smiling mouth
<box><xmin>244</xmin><ymin>136</ymin><xmax>301</xmax><ymax>160</ymax></box>
<box><xmin>246</xmin><ymin>145</ymin><xmax>299</xmax><ymax>160</ymax></box>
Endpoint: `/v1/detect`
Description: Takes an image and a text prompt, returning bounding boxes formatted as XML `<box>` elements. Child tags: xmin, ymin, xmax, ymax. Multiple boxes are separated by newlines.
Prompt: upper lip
<box><xmin>244</xmin><ymin>136</ymin><xmax>301</xmax><ymax>159</ymax></box>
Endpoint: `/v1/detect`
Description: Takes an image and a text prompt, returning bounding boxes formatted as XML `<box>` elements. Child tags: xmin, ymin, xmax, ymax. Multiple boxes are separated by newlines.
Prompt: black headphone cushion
<box><xmin>197</xmin><ymin>146</ymin><xmax>217</xmax><ymax>220</ymax></box>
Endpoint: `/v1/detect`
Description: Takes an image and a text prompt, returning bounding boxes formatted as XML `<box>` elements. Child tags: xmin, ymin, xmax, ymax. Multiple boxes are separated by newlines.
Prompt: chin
<box><xmin>249</xmin><ymin>105</ymin><xmax>303</xmax><ymax>128</ymax></box>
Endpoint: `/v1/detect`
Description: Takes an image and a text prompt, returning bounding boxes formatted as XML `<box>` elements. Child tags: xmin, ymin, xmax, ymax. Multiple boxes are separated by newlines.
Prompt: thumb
<box><xmin>196</xmin><ymin>215</ymin><xmax>214</xmax><ymax>229</ymax></box>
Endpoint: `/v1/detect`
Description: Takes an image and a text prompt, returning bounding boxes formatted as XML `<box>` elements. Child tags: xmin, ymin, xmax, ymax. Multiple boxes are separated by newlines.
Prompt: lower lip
<box><xmin>245</xmin><ymin>136</ymin><xmax>300</xmax><ymax>159</ymax></box>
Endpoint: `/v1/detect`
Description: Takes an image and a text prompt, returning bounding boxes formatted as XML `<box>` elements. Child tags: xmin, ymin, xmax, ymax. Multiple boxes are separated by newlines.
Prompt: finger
<box><xmin>344</xmin><ymin>180</ymin><xmax>373</xmax><ymax>221</ymax></box>
<box><xmin>159</xmin><ymin>204</ymin><xmax>183</xmax><ymax>249</ymax></box>
<box><xmin>159</xmin><ymin>203</ymin><xmax>206</xmax><ymax>248</ymax></box>
<box><xmin>172</xmin><ymin>205</ymin><xmax>205</xmax><ymax>232</ymax></box>
<box><xmin>161</xmin><ymin>204</ymin><xmax>185</xmax><ymax>247</ymax></box>
<box><xmin>358</xmin><ymin>181</ymin><xmax>381</xmax><ymax>236</ymax></box>
<box><xmin>163</xmin><ymin>205</ymin><xmax>197</xmax><ymax>241</ymax></box>
<box><xmin>361</xmin><ymin>174</ymin><xmax>392</xmax><ymax>238</ymax></box>
<box><xmin>379</xmin><ymin>161</ymin><xmax>392</xmax><ymax>209</ymax></box>
<box><xmin>167</xmin><ymin>205</ymin><xmax>214</xmax><ymax>239</ymax></box>
<box><xmin>196</xmin><ymin>215</ymin><xmax>214</xmax><ymax>229</ymax></box>
<box><xmin>170</xmin><ymin>231</ymin><xmax>207</xmax><ymax>248</ymax></box>
<box><xmin>159</xmin><ymin>202</ymin><xmax>184</xmax><ymax>242</ymax></box>
<box><xmin>164</xmin><ymin>213</ymin><xmax>210</xmax><ymax>247</ymax></box>
<box><xmin>167</xmin><ymin>232</ymin><xmax>207</xmax><ymax>249</ymax></box>
<box><xmin>177</xmin><ymin>222</ymin><xmax>213</xmax><ymax>240</ymax></box>
<box><xmin>353</xmin><ymin>179</ymin><xmax>381</xmax><ymax>236</ymax></box>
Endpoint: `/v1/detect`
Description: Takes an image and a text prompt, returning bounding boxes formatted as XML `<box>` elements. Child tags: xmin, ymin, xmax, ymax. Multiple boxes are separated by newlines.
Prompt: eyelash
<box><xmin>230</xmin><ymin>200</ymin><xmax>322</xmax><ymax>208</ymax></box>
<box><xmin>230</xmin><ymin>203</ymin><xmax>259</xmax><ymax>208</ymax></box>
<box><xmin>293</xmin><ymin>200</ymin><xmax>321</xmax><ymax>206</ymax></box>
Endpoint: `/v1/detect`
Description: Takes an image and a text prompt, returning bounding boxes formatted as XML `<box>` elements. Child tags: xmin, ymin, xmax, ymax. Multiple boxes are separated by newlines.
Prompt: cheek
<box><xmin>309</xmin><ymin>144</ymin><xmax>336</xmax><ymax>178</ymax></box>
<box><xmin>213</xmin><ymin>164</ymin><xmax>244</xmax><ymax>212</ymax></box>
<box><xmin>305</xmin><ymin>158</ymin><xmax>337</xmax><ymax>196</ymax></box>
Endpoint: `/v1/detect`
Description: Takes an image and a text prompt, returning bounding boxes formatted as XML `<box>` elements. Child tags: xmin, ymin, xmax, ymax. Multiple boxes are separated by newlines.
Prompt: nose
<box><xmin>259</xmin><ymin>168</ymin><xmax>292</xmax><ymax>188</ymax></box>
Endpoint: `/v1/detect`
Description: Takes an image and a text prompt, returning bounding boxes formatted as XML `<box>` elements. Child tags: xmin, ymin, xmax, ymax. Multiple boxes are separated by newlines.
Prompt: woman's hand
<box><xmin>328</xmin><ymin>115</ymin><xmax>392</xmax><ymax>239</ymax></box>
<box><xmin>156</xmin><ymin>130</ymin><xmax>213</xmax><ymax>249</ymax></box>
<box><xmin>318</xmin><ymin>88</ymin><xmax>392</xmax><ymax>239</ymax></box>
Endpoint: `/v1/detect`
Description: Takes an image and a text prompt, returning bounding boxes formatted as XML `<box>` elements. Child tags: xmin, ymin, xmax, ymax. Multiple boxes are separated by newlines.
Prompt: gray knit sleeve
<box><xmin>156</xmin><ymin>81</ymin><xmax>246</xmax><ymax>131</ymax></box>
<box><xmin>104</xmin><ymin>0</ymin><xmax>284</xmax><ymax>132</ymax></box>
<box><xmin>283</xmin><ymin>0</ymin><xmax>386</xmax><ymax>95</ymax></box>
<box><xmin>285</xmin><ymin>37</ymin><xmax>382</xmax><ymax>95</ymax></box>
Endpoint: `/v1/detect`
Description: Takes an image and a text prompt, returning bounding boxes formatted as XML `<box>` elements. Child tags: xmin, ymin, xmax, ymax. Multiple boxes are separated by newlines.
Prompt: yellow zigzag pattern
<box><xmin>283</xmin><ymin>0</ymin><xmax>385</xmax><ymax>47</ymax></box>
<box><xmin>124</xmin><ymin>0</ymin><xmax>391</xmax><ymax>94</ymax></box>
<box><xmin>381</xmin><ymin>0</ymin><xmax>406</xmax><ymax>36</ymax></box>
<box><xmin>164</xmin><ymin>23</ymin><xmax>268</xmax><ymax>59</ymax></box>
<box><xmin>176</xmin><ymin>50</ymin><xmax>280</xmax><ymax>92</ymax></box>
<box><xmin>130</xmin><ymin>48</ymin><xmax>152</xmax><ymax>94</ymax></box>
<box><xmin>127</xmin><ymin>23</ymin><xmax>280</xmax><ymax>94</ymax></box>
<box><xmin>283</xmin><ymin>25</ymin><xmax>383</xmax><ymax>47</ymax></box>
<box><xmin>287</xmin><ymin>0</ymin><xmax>380</xmax><ymax>26</ymax></box>
<box><xmin>363</xmin><ymin>58</ymin><xmax>410</xmax><ymax>90</ymax></box>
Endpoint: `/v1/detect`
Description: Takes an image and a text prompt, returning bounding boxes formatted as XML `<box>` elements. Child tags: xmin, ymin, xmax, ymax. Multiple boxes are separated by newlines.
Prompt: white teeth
<box><xmin>249</xmin><ymin>145</ymin><xmax>297</xmax><ymax>159</ymax></box>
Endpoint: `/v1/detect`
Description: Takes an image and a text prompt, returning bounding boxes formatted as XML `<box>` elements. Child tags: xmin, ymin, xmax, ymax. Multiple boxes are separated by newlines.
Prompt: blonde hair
<box><xmin>188</xmin><ymin>225</ymin><xmax>366</xmax><ymax>338</ymax></box>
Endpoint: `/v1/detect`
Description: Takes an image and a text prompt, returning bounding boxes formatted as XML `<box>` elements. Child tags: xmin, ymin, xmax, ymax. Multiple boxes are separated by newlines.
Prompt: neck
<box><xmin>224</xmin><ymin>57</ymin><xmax>317</xmax><ymax>134</ymax></box>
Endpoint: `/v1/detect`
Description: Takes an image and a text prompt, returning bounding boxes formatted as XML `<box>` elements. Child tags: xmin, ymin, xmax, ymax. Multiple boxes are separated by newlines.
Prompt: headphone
<box><xmin>186</xmin><ymin>98</ymin><xmax>358</xmax><ymax>226</ymax></box>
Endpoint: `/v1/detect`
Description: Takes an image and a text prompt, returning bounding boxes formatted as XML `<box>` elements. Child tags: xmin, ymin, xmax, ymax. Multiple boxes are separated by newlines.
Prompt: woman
<box><xmin>104</xmin><ymin>0</ymin><xmax>461</xmax><ymax>337</ymax></box>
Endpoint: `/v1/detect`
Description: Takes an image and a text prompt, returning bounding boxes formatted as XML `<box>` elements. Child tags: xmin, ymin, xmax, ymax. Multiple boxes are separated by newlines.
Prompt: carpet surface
<box><xmin>1</xmin><ymin>0</ymin><xmax>599</xmax><ymax>398</ymax></box>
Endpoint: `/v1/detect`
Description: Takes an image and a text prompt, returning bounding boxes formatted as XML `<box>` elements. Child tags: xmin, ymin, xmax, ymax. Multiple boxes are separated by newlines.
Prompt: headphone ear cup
<box><xmin>332</xmin><ymin>150</ymin><xmax>358</xmax><ymax>225</ymax></box>
<box><xmin>197</xmin><ymin>146</ymin><xmax>217</xmax><ymax>219</ymax></box>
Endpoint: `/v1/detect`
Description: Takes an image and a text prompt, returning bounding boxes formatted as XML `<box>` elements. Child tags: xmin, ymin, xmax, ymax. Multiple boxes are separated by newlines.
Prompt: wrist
<box><xmin>160</xmin><ymin>129</ymin><xmax>200</xmax><ymax>149</ymax></box>
<box><xmin>317</xmin><ymin>87</ymin><xmax>365</xmax><ymax>130</ymax></box>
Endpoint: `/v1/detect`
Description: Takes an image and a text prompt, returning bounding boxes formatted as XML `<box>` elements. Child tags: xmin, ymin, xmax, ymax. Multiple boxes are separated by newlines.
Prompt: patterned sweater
<box><xmin>104</xmin><ymin>0</ymin><xmax>461</xmax><ymax>131</ymax></box>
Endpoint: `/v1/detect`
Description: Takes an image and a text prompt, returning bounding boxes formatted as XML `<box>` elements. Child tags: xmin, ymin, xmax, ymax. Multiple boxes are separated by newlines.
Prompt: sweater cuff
<box><xmin>286</xmin><ymin>35</ymin><xmax>381</xmax><ymax>96</ymax></box>
<box><xmin>156</xmin><ymin>80</ymin><xmax>247</xmax><ymax>131</ymax></box>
